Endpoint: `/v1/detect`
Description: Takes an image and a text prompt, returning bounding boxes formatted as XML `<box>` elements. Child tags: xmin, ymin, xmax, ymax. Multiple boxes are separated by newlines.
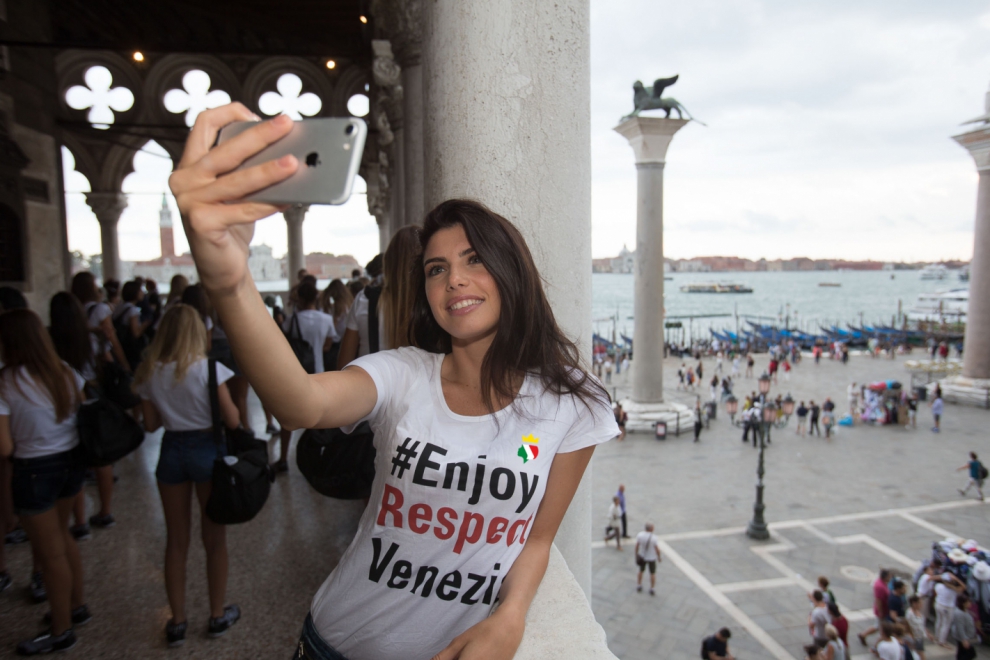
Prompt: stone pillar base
<box><xmin>936</xmin><ymin>376</ymin><xmax>990</xmax><ymax>409</ymax></box>
<box><xmin>621</xmin><ymin>399</ymin><xmax>695</xmax><ymax>434</ymax></box>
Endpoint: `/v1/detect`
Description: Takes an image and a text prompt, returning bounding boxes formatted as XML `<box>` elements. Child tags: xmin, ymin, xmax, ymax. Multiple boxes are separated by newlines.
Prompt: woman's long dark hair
<box><xmin>49</xmin><ymin>292</ymin><xmax>94</xmax><ymax>375</ymax></box>
<box><xmin>412</xmin><ymin>199</ymin><xmax>608</xmax><ymax>414</ymax></box>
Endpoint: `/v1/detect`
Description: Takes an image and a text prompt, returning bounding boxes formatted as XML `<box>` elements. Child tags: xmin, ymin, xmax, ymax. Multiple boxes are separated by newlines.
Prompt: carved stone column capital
<box><xmin>85</xmin><ymin>192</ymin><xmax>128</xmax><ymax>225</ymax></box>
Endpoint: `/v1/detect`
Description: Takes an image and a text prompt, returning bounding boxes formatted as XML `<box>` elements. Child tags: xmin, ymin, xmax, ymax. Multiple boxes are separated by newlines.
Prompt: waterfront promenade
<box><xmin>593</xmin><ymin>350</ymin><xmax>989</xmax><ymax>659</ymax></box>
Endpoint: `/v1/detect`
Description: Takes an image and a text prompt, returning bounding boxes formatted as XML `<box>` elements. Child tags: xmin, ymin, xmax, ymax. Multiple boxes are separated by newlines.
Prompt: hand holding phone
<box><xmin>216</xmin><ymin>117</ymin><xmax>367</xmax><ymax>205</ymax></box>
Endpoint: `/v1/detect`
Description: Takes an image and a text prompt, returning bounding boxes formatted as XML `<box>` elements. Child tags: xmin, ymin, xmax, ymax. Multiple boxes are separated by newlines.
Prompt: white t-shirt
<box><xmin>84</xmin><ymin>301</ymin><xmax>113</xmax><ymax>356</ymax></box>
<box><xmin>0</xmin><ymin>365</ymin><xmax>84</xmax><ymax>459</ymax></box>
<box><xmin>918</xmin><ymin>573</ymin><xmax>934</xmax><ymax>597</ymax></box>
<box><xmin>635</xmin><ymin>531</ymin><xmax>659</xmax><ymax>562</ymax></box>
<box><xmin>309</xmin><ymin>347</ymin><xmax>618</xmax><ymax>660</ymax></box>
<box><xmin>113</xmin><ymin>302</ymin><xmax>141</xmax><ymax>329</ymax></box>
<box><xmin>875</xmin><ymin>639</ymin><xmax>902</xmax><ymax>660</ymax></box>
<box><xmin>345</xmin><ymin>289</ymin><xmax>387</xmax><ymax>358</ymax></box>
<box><xmin>935</xmin><ymin>580</ymin><xmax>957</xmax><ymax>608</ymax></box>
<box><xmin>283</xmin><ymin>310</ymin><xmax>339</xmax><ymax>374</ymax></box>
<box><xmin>134</xmin><ymin>358</ymin><xmax>233</xmax><ymax>431</ymax></box>
<box><xmin>333</xmin><ymin>312</ymin><xmax>348</xmax><ymax>341</ymax></box>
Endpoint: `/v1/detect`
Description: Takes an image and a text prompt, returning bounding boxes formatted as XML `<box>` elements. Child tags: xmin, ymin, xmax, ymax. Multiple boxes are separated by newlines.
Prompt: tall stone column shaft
<box><xmin>613</xmin><ymin>117</ymin><xmax>691</xmax><ymax>430</ymax></box>
<box><xmin>85</xmin><ymin>192</ymin><xmax>127</xmax><ymax>283</ymax></box>
<box><xmin>284</xmin><ymin>204</ymin><xmax>309</xmax><ymax>286</ymax></box>
<box><xmin>953</xmin><ymin>126</ymin><xmax>990</xmax><ymax>379</ymax></box>
<box><xmin>403</xmin><ymin>63</ymin><xmax>425</xmax><ymax>225</ymax></box>
<box><xmin>423</xmin><ymin>0</ymin><xmax>594</xmax><ymax>596</ymax></box>
<box><xmin>391</xmin><ymin>126</ymin><xmax>406</xmax><ymax>234</ymax></box>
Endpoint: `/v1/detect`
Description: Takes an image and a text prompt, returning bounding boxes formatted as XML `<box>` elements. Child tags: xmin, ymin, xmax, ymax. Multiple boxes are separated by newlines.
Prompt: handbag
<box><xmin>285</xmin><ymin>313</ymin><xmax>315</xmax><ymax>374</ymax></box>
<box><xmin>75</xmin><ymin>385</ymin><xmax>145</xmax><ymax>467</ymax></box>
<box><xmin>204</xmin><ymin>359</ymin><xmax>274</xmax><ymax>525</ymax></box>
<box><xmin>296</xmin><ymin>423</ymin><xmax>376</xmax><ymax>499</ymax></box>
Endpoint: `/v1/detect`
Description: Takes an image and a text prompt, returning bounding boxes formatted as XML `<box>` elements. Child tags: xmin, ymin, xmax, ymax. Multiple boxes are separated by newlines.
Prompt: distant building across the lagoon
<box><xmin>592</xmin><ymin>246</ymin><xmax>967</xmax><ymax>274</ymax></box>
<box><xmin>119</xmin><ymin>195</ymin><xmax>360</xmax><ymax>285</ymax></box>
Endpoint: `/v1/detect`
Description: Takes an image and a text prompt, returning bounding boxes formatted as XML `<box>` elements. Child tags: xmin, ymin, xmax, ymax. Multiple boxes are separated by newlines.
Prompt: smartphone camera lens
<box><xmin>345</xmin><ymin>123</ymin><xmax>355</xmax><ymax>136</ymax></box>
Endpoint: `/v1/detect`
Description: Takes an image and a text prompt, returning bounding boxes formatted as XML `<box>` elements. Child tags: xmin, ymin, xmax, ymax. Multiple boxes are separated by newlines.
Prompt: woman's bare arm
<box><xmin>142</xmin><ymin>400</ymin><xmax>162</xmax><ymax>433</ymax></box>
<box><xmin>217</xmin><ymin>382</ymin><xmax>241</xmax><ymax>429</ymax></box>
<box><xmin>0</xmin><ymin>416</ymin><xmax>11</xmax><ymax>458</ymax></box>
<box><xmin>169</xmin><ymin>104</ymin><xmax>377</xmax><ymax>430</ymax></box>
<box><xmin>433</xmin><ymin>446</ymin><xmax>595</xmax><ymax>660</ymax></box>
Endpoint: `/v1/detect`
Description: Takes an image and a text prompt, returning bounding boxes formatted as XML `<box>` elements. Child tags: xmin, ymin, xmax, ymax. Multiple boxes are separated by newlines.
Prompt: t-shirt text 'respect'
<box><xmin>367</xmin><ymin>439</ymin><xmax>539</xmax><ymax>604</ymax></box>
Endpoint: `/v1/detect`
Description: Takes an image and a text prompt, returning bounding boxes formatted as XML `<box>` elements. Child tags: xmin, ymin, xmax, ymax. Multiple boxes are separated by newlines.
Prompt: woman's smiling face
<box><xmin>423</xmin><ymin>224</ymin><xmax>501</xmax><ymax>345</ymax></box>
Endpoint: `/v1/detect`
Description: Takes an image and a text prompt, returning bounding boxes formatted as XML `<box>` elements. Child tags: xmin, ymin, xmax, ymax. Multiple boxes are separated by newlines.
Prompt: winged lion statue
<box><xmin>623</xmin><ymin>74</ymin><xmax>705</xmax><ymax>125</ymax></box>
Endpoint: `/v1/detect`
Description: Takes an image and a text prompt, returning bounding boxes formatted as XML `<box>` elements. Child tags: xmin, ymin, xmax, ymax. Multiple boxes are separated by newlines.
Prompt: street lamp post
<box><xmin>722</xmin><ymin>374</ymin><xmax>794</xmax><ymax>540</ymax></box>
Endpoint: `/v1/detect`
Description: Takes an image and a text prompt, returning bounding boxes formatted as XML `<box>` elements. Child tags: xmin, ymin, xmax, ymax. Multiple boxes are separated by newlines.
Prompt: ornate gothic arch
<box><xmin>54</xmin><ymin>50</ymin><xmax>143</xmax><ymax>124</ymax></box>
<box><xmin>242</xmin><ymin>57</ymin><xmax>334</xmax><ymax>117</ymax></box>
<box><xmin>143</xmin><ymin>54</ymin><xmax>242</xmax><ymax>125</ymax></box>
<box><xmin>330</xmin><ymin>64</ymin><xmax>370</xmax><ymax>118</ymax></box>
<box><xmin>59</xmin><ymin>133</ymin><xmax>100</xmax><ymax>190</ymax></box>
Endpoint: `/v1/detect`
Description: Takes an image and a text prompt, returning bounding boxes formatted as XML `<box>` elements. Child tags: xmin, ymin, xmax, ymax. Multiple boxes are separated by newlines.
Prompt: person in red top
<box><xmin>828</xmin><ymin>602</ymin><xmax>848</xmax><ymax>649</ymax></box>
<box><xmin>857</xmin><ymin>569</ymin><xmax>891</xmax><ymax>646</ymax></box>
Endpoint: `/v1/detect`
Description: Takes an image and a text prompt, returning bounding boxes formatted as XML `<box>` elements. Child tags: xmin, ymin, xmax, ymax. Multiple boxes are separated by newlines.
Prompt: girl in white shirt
<box><xmin>170</xmin><ymin>106</ymin><xmax>618</xmax><ymax>660</ymax></box>
<box><xmin>0</xmin><ymin>309</ymin><xmax>88</xmax><ymax>655</ymax></box>
<box><xmin>132</xmin><ymin>304</ymin><xmax>241</xmax><ymax>647</ymax></box>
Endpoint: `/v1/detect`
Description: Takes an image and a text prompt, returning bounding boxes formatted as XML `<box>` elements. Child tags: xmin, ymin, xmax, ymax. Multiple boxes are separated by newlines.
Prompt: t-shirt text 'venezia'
<box><xmin>310</xmin><ymin>347</ymin><xmax>618</xmax><ymax>660</ymax></box>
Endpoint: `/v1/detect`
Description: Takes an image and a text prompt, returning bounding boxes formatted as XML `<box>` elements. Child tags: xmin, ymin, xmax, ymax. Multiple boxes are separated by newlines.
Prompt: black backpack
<box><xmin>980</xmin><ymin>462</ymin><xmax>989</xmax><ymax>480</ymax></box>
<box><xmin>296</xmin><ymin>286</ymin><xmax>380</xmax><ymax>500</ymax></box>
<box><xmin>700</xmin><ymin>637</ymin><xmax>712</xmax><ymax>660</ymax></box>
<box><xmin>285</xmin><ymin>313</ymin><xmax>315</xmax><ymax>374</ymax></box>
<box><xmin>204</xmin><ymin>359</ymin><xmax>274</xmax><ymax>525</ymax></box>
<box><xmin>75</xmin><ymin>385</ymin><xmax>145</xmax><ymax>467</ymax></box>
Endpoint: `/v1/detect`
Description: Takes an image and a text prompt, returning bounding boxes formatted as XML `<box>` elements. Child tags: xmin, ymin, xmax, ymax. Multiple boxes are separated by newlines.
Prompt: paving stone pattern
<box><xmin>593</xmin><ymin>352</ymin><xmax>990</xmax><ymax>659</ymax></box>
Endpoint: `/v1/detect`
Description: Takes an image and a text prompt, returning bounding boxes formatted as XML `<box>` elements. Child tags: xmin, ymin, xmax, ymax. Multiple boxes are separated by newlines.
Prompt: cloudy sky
<box><xmin>65</xmin><ymin>0</ymin><xmax>990</xmax><ymax>265</ymax></box>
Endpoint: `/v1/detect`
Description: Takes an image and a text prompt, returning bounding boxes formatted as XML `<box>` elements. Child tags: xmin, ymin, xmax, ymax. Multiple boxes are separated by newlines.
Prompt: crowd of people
<box><xmin>0</xmin><ymin>109</ymin><xmax>622</xmax><ymax>660</ymax></box>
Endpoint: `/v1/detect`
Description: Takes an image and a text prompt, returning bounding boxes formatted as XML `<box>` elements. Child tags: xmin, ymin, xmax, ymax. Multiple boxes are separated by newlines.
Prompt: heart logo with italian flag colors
<box><xmin>517</xmin><ymin>434</ymin><xmax>539</xmax><ymax>463</ymax></box>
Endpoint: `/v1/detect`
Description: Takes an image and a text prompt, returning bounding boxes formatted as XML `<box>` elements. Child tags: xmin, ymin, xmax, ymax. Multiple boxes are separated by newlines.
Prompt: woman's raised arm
<box><xmin>170</xmin><ymin>104</ymin><xmax>376</xmax><ymax>430</ymax></box>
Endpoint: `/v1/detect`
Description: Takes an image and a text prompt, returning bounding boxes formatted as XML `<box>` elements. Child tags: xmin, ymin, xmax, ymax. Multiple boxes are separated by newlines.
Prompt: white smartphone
<box><xmin>216</xmin><ymin>117</ymin><xmax>367</xmax><ymax>205</ymax></box>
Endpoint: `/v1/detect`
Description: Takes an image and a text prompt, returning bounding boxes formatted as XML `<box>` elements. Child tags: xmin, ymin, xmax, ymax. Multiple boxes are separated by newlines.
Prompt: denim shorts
<box><xmin>155</xmin><ymin>429</ymin><xmax>223</xmax><ymax>485</ymax></box>
<box><xmin>11</xmin><ymin>449</ymin><xmax>86</xmax><ymax>517</ymax></box>
<box><xmin>291</xmin><ymin>614</ymin><xmax>349</xmax><ymax>660</ymax></box>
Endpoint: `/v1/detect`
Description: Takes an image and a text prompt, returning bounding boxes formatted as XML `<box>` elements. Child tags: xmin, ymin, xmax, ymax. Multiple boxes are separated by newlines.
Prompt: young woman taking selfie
<box><xmin>169</xmin><ymin>104</ymin><xmax>617</xmax><ymax>660</ymax></box>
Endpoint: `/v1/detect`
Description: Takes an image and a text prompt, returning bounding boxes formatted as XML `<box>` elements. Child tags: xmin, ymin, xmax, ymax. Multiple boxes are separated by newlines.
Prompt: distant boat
<box><xmin>959</xmin><ymin>266</ymin><xmax>970</xmax><ymax>282</ymax></box>
<box><xmin>680</xmin><ymin>282</ymin><xmax>753</xmax><ymax>294</ymax></box>
<box><xmin>919</xmin><ymin>264</ymin><xmax>948</xmax><ymax>280</ymax></box>
<box><xmin>818</xmin><ymin>282</ymin><xmax>841</xmax><ymax>287</ymax></box>
<box><xmin>907</xmin><ymin>288</ymin><xmax>968</xmax><ymax>323</ymax></box>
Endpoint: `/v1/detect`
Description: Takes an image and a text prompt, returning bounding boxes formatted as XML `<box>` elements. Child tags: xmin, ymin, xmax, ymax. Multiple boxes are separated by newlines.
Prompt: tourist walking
<box><xmin>828</xmin><ymin>602</ymin><xmax>849</xmax><ymax>649</ymax></box>
<box><xmin>796</xmin><ymin>401</ymin><xmax>809</xmax><ymax>436</ymax></box>
<box><xmin>605</xmin><ymin>496</ymin><xmax>623</xmax><ymax>549</ymax></box>
<box><xmin>957</xmin><ymin>452</ymin><xmax>985</xmax><ymax>501</ymax></box>
<box><xmin>701</xmin><ymin>628</ymin><xmax>735</xmax><ymax>660</ymax></box>
<box><xmin>694</xmin><ymin>399</ymin><xmax>704</xmax><ymax>442</ymax></box>
<box><xmin>934</xmin><ymin>573</ymin><xmax>965</xmax><ymax>646</ymax></box>
<box><xmin>809</xmin><ymin>590</ymin><xmax>830</xmax><ymax>645</ymax></box>
<box><xmin>745</xmin><ymin>353</ymin><xmax>754</xmax><ymax>378</ymax></box>
<box><xmin>634</xmin><ymin>523</ymin><xmax>660</xmax><ymax>596</ymax></box>
<box><xmin>614</xmin><ymin>403</ymin><xmax>627</xmax><ymax>441</ymax></box>
<box><xmin>604</xmin><ymin>357</ymin><xmax>613</xmax><ymax>384</ymax></box>
<box><xmin>858</xmin><ymin>569</ymin><xmax>891</xmax><ymax>646</ymax></box>
<box><xmin>809</xmin><ymin>400</ymin><xmax>821</xmax><ymax>437</ymax></box>
<box><xmin>917</xmin><ymin>561</ymin><xmax>941</xmax><ymax>625</ymax></box>
<box><xmin>907</xmin><ymin>394</ymin><xmax>918</xmax><ymax>429</ymax></box>
<box><xmin>616</xmin><ymin>485</ymin><xmax>628</xmax><ymax>538</ymax></box>
<box><xmin>731</xmin><ymin>354</ymin><xmax>741</xmax><ymax>376</ymax></box>
<box><xmin>133</xmin><ymin>305</ymin><xmax>242</xmax><ymax>646</ymax></box>
<box><xmin>822</xmin><ymin>398</ymin><xmax>836</xmax><ymax>438</ymax></box>
<box><xmin>0</xmin><ymin>309</ymin><xmax>89</xmax><ymax>655</ymax></box>
<box><xmin>822</xmin><ymin>625</ymin><xmax>846</xmax><ymax>660</ymax></box>
<box><xmin>710</xmin><ymin>374</ymin><xmax>719</xmax><ymax>401</ymax></box>
<box><xmin>931</xmin><ymin>392</ymin><xmax>944</xmax><ymax>433</ymax></box>
<box><xmin>874</xmin><ymin>623</ymin><xmax>901</xmax><ymax>660</ymax></box>
<box><xmin>951</xmin><ymin>594</ymin><xmax>979</xmax><ymax>660</ymax></box>
<box><xmin>847</xmin><ymin>381</ymin><xmax>859</xmax><ymax>418</ymax></box>
<box><xmin>905</xmin><ymin>594</ymin><xmax>931</xmax><ymax>660</ymax></box>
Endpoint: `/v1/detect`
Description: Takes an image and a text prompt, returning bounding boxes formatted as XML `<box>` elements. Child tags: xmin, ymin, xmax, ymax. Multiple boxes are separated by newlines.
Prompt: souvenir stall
<box><xmin>858</xmin><ymin>381</ymin><xmax>905</xmax><ymax>425</ymax></box>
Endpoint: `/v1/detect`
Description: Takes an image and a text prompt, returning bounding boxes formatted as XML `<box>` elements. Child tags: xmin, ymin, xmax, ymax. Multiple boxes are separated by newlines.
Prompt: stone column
<box><xmin>944</xmin><ymin>85</ymin><xmax>990</xmax><ymax>406</ymax></box>
<box><xmin>85</xmin><ymin>192</ymin><xmax>127</xmax><ymax>283</ymax></box>
<box><xmin>423</xmin><ymin>0</ymin><xmax>596</xmax><ymax>600</ymax></box>
<box><xmin>403</xmin><ymin>62</ymin><xmax>425</xmax><ymax>224</ymax></box>
<box><xmin>284</xmin><ymin>204</ymin><xmax>308</xmax><ymax>286</ymax></box>
<box><xmin>613</xmin><ymin>117</ymin><xmax>694</xmax><ymax>430</ymax></box>
<box><xmin>391</xmin><ymin>126</ymin><xmax>406</xmax><ymax>233</ymax></box>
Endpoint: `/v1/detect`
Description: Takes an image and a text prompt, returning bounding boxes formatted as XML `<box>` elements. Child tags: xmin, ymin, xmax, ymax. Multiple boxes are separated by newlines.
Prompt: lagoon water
<box><xmin>590</xmin><ymin>270</ymin><xmax>966</xmax><ymax>342</ymax></box>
